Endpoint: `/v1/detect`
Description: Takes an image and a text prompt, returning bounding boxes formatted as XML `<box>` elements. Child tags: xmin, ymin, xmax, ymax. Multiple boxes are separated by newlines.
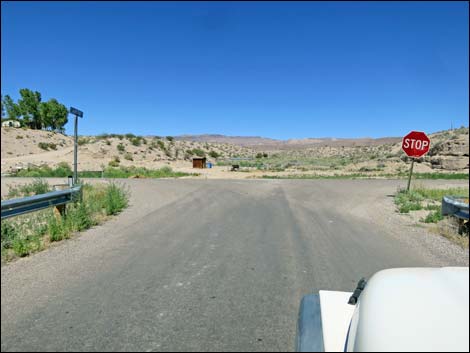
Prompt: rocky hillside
<box><xmin>1</xmin><ymin>126</ymin><xmax>468</xmax><ymax>174</ymax></box>
<box><xmin>0</xmin><ymin>128</ymin><xmax>257</xmax><ymax>173</ymax></box>
<box><xmin>426</xmin><ymin>128</ymin><xmax>469</xmax><ymax>170</ymax></box>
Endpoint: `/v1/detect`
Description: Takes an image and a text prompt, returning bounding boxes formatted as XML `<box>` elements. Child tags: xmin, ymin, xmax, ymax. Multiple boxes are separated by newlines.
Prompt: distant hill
<box><xmin>175</xmin><ymin>134</ymin><xmax>403</xmax><ymax>150</ymax></box>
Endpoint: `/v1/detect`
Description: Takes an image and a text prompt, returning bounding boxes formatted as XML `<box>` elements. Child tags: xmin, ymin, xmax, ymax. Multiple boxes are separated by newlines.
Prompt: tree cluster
<box><xmin>1</xmin><ymin>89</ymin><xmax>68</xmax><ymax>132</ymax></box>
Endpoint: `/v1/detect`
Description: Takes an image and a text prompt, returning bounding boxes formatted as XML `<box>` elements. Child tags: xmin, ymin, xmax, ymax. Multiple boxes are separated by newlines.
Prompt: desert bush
<box><xmin>131</xmin><ymin>137</ymin><xmax>142</xmax><ymax>146</ymax></box>
<box><xmin>124</xmin><ymin>153</ymin><xmax>133</xmax><ymax>161</ymax></box>
<box><xmin>192</xmin><ymin>148</ymin><xmax>205</xmax><ymax>157</ymax></box>
<box><xmin>38</xmin><ymin>142</ymin><xmax>57</xmax><ymax>150</ymax></box>
<box><xmin>117</xmin><ymin>143</ymin><xmax>125</xmax><ymax>152</ymax></box>
<box><xmin>78</xmin><ymin>137</ymin><xmax>90</xmax><ymax>145</ymax></box>
<box><xmin>108</xmin><ymin>156</ymin><xmax>120</xmax><ymax>167</ymax></box>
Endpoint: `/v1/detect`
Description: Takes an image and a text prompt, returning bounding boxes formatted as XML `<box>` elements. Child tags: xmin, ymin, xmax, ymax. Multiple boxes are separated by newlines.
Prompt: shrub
<box><xmin>156</xmin><ymin>140</ymin><xmax>166</xmax><ymax>150</ymax></box>
<box><xmin>256</xmin><ymin>153</ymin><xmax>263</xmax><ymax>159</ymax></box>
<box><xmin>78</xmin><ymin>137</ymin><xmax>89</xmax><ymax>146</ymax></box>
<box><xmin>166</xmin><ymin>136</ymin><xmax>174</xmax><ymax>142</ymax></box>
<box><xmin>125</xmin><ymin>133</ymin><xmax>136</xmax><ymax>139</ymax></box>
<box><xmin>131</xmin><ymin>137</ymin><xmax>142</xmax><ymax>146</ymax></box>
<box><xmin>16</xmin><ymin>135</ymin><xmax>23</xmax><ymax>139</ymax></box>
<box><xmin>55</xmin><ymin>162</ymin><xmax>72</xmax><ymax>176</ymax></box>
<box><xmin>96</xmin><ymin>133</ymin><xmax>109</xmax><ymax>140</ymax></box>
<box><xmin>117</xmin><ymin>143</ymin><xmax>125</xmax><ymax>152</ymax></box>
<box><xmin>124</xmin><ymin>153</ymin><xmax>133</xmax><ymax>161</ymax></box>
<box><xmin>209</xmin><ymin>151</ymin><xmax>220</xmax><ymax>159</ymax></box>
<box><xmin>192</xmin><ymin>148</ymin><xmax>205</xmax><ymax>157</ymax></box>
<box><xmin>38</xmin><ymin>142</ymin><xmax>48</xmax><ymax>150</ymax></box>
<box><xmin>108</xmin><ymin>156</ymin><xmax>120</xmax><ymax>167</ymax></box>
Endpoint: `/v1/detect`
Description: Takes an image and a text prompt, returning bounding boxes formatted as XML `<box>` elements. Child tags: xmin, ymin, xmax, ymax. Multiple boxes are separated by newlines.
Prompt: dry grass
<box><xmin>430</xmin><ymin>219</ymin><xmax>469</xmax><ymax>249</ymax></box>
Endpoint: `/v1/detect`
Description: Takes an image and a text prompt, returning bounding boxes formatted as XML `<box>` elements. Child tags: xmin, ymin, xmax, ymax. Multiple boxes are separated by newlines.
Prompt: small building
<box><xmin>192</xmin><ymin>157</ymin><xmax>206</xmax><ymax>169</ymax></box>
<box><xmin>2</xmin><ymin>120</ymin><xmax>21</xmax><ymax>128</ymax></box>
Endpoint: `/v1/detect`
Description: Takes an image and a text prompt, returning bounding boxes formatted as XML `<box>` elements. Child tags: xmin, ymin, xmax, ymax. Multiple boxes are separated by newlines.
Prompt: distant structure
<box><xmin>192</xmin><ymin>157</ymin><xmax>206</xmax><ymax>169</ymax></box>
<box><xmin>2</xmin><ymin>120</ymin><xmax>21</xmax><ymax>128</ymax></box>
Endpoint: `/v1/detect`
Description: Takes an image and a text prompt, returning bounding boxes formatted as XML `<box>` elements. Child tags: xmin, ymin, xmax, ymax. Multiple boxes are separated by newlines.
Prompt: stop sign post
<box><xmin>402</xmin><ymin>131</ymin><xmax>431</xmax><ymax>192</ymax></box>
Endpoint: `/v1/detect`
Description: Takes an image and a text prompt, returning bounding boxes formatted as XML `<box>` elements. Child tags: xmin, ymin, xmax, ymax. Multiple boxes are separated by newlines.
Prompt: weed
<box><xmin>1</xmin><ymin>221</ymin><xmax>17</xmax><ymax>249</ymax></box>
<box><xmin>104</xmin><ymin>182</ymin><xmax>129</xmax><ymax>215</ymax></box>
<box><xmin>422</xmin><ymin>210</ymin><xmax>444</xmax><ymax>223</ymax></box>
<box><xmin>48</xmin><ymin>215</ymin><xmax>69</xmax><ymax>242</ymax></box>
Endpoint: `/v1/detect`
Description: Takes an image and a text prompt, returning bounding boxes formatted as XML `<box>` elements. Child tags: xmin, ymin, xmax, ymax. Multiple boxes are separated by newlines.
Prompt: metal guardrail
<box><xmin>1</xmin><ymin>186</ymin><xmax>82</xmax><ymax>220</ymax></box>
<box><xmin>442</xmin><ymin>196</ymin><xmax>469</xmax><ymax>220</ymax></box>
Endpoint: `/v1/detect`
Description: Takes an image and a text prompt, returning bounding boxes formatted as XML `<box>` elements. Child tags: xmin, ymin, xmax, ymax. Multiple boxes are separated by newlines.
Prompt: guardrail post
<box><xmin>54</xmin><ymin>204</ymin><xmax>66</xmax><ymax>219</ymax></box>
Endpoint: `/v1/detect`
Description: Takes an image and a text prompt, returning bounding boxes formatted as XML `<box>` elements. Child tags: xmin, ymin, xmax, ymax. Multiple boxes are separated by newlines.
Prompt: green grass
<box><xmin>11</xmin><ymin>164</ymin><xmax>197</xmax><ymax>179</ymax></box>
<box><xmin>1</xmin><ymin>181</ymin><xmax>129</xmax><ymax>261</ymax></box>
<box><xmin>394</xmin><ymin>186</ymin><xmax>469</xmax><ymax>221</ymax></box>
<box><xmin>422</xmin><ymin>210</ymin><xmax>444</xmax><ymax>223</ymax></box>
<box><xmin>14</xmin><ymin>162</ymin><xmax>73</xmax><ymax>178</ymax></box>
<box><xmin>100</xmin><ymin>166</ymin><xmax>195</xmax><ymax>178</ymax></box>
<box><xmin>5</xmin><ymin>178</ymin><xmax>51</xmax><ymax>199</ymax></box>
<box><xmin>410</xmin><ymin>186</ymin><xmax>469</xmax><ymax>201</ymax></box>
<box><xmin>261</xmin><ymin>173</ymin><xmax>374</xmax><ymax>179</ymax></box>
<box><xmin>402</xmin><ymin>172</ymin><xmax>469</xmax><ymax>180</ymax></box>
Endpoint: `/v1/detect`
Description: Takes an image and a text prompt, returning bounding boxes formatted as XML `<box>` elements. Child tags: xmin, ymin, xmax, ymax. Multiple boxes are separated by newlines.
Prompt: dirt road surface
<box><xmin>1</xmin><ymin>178</ymin><xmax>468</xmax><ymax>351</ymax></box>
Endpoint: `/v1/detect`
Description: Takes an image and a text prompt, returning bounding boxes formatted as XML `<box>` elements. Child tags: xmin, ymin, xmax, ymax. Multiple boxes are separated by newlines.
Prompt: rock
<box><xmin>431</xmin><ymin>156</ymin><xmax>469</xmax><ymax>170</ymax></box>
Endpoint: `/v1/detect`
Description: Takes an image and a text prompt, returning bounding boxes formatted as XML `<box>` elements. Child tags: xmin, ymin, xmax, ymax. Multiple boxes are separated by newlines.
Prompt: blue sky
<box><xmin>1</xmin><ymin>1</ymin><xmax>468</xmax><ymax>139</ymax></box>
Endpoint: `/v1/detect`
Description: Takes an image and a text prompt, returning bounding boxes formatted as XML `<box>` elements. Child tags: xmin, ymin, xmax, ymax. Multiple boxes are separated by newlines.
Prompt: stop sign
<box><xmin>402</xmin><ymin>131</ymin><xmax>430</xmax><ymax>157</ymax></box>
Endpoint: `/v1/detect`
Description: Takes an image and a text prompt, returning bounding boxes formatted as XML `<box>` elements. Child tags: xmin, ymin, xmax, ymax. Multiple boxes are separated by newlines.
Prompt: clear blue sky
<box><xmin>1</xmin><ymin>1</ymin><xmax>468</xmax><ymax>139</ymax></box>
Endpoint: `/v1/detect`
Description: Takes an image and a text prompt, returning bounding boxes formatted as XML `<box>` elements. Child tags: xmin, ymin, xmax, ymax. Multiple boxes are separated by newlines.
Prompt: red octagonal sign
<box><xmin>402</xmin><ymin>131</ymin><xmax>430</xmax><ymax>158</ymax></box>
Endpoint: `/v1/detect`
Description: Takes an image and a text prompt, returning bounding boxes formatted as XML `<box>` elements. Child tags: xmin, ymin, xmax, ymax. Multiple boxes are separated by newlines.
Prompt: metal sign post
<box><xmin>69</xmin><ymin>107</ymin><xmax>83</xmax><ymax>185</ymax></box>
<box><xmin>406</xmin><ymin>159</ymin><xmax>415</xmax><ymax>192</ymax></box>
<box><xmin>401</xmin><ymin>131</ymin><xmax>430</xmax><ymax>193</ymax></box>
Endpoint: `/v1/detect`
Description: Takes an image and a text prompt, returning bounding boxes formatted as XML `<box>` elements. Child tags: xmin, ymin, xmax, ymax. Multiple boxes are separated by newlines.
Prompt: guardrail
<box><xmin>442</xmin><ymin>196</ymin><xmax>469</xmax><ymax>235</ymax></box>
<box><xmin>442</xmin><ymin>196</ymin><xmax>469</xmax><ymax>220</ymax></box>
<box><xmin>1</xmin><ymin>185</ymin><xmax>82</xmax><ymax>220</ymax></box>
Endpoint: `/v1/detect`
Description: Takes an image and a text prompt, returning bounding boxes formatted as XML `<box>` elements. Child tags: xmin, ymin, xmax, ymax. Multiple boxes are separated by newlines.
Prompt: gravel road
<box><xmin>1</xmin><ymin>178</ymin><xmax>468</xmax><ymax>352</ymax></box>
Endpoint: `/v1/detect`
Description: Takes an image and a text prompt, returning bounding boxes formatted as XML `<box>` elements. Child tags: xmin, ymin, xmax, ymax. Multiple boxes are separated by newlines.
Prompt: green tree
<box><xmin>40</xmin><ymin>99</ymin><xmax>68</xmax><ymax>131</ymax></box>
<box><xmin>2</xmin><ymin>95</ymin><xmax>21</xmax><ymax>120</ymax></box>
<box><xmin>17</xmin><ymin>89</ymin><xmax>42</xmax><ymax>129</ymax></box>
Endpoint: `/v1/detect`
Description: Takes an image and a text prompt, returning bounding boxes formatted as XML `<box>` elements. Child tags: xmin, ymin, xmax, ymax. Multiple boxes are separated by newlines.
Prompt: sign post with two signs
<box><xmin>402</xmin><ymin>131</ymin><xmax>431</xmax><ymax>192</ymax></box>
<box><xmin>70</xmin><ymin>107</ymin><xmax>84</xmax><ymax>185</ymax></box>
